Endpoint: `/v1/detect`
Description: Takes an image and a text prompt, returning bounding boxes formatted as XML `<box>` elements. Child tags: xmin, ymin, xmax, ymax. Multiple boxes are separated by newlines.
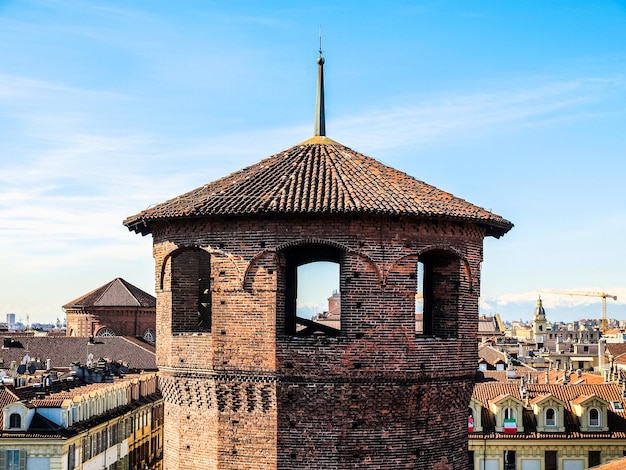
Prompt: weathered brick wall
<box><xmin>65</xmin><ymin>306</ymin><xmax>155</xmax><ymax>338</ymax></box>
<box><xmin>277</xmin><ymin>380</ymin><xmax>471</xmax><ymax>468</ymax></box>
<box><xmin>160</xmin><ymin>372</ymin><xmax>277</xmax><ymax>470</ymax></box>
<box><xmin>153</xmin><ymin>214</ymin><xmax>484</xmax><ymax>469</ymax></box>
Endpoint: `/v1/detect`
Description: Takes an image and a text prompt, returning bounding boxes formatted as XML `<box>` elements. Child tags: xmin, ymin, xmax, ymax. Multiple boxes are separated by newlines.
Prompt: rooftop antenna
<box><xmin>314</xmin><ymin>27</ymin><xmax>326</xmax><ymax>137</ymax></box>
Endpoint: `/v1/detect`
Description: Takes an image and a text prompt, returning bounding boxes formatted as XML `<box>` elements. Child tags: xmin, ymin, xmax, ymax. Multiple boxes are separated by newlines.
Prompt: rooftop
<box><xmin>63</xmin><ymin>277</ymin><xmax>155</xmax><ymax>309</ymax></box>
<box><xmin>0</xmin><ymin>336</ymin><xmax>156</xmax><ymax>371</ymax></box>
<box><xmin>471</xmin><ymin>381</ymin><xmax>626</xmax><ymax>439</ymax></box>
<box><xmin>124</xmin><ymin>53</ymin><xmax>512</xmax><ymax>239</ymax></box>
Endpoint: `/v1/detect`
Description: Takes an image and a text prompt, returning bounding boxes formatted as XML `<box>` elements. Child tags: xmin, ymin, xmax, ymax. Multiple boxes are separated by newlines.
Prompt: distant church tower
<box><xmin>125</xmin><ymin>51</ymin><xmax>512</xmax><ymax>469</ymax></box>
<box><xmin>532</xmin><ymin>296</ymin><xmax>549</xmax><ymax>341</ymax></box>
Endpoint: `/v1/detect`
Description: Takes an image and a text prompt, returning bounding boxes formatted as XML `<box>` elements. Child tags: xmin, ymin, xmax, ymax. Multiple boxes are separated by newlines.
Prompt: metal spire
<box><xmin>314</xmin><ymin>32</ymin><xmax>326</xmax><ymax>136</ymax></box>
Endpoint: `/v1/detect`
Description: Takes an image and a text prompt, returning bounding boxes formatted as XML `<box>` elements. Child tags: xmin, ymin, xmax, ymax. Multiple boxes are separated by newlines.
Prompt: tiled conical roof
<box><xmin>125</xmin><ymin>52</ymin><xmax>512</xmax><ymax>238</ymax></box>
<box><xmin>124</xmin><ymin>135</ymin><xmax>512</xmax><ymax>237</ymax></box>
<box><xmin>63</xmin><ymin>278</ymin><xmax>155</xmax><ymax>309</ymax></box>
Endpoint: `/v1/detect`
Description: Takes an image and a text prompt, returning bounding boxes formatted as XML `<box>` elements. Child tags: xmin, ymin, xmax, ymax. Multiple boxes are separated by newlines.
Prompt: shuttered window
<box><xmin>0</xmin><ymin>450</ymin><xmax>26</xmax><ymax>470</ymax></box>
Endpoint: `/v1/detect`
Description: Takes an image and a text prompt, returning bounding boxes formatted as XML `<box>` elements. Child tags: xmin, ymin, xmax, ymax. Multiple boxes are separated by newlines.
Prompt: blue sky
<box><xmin>1</xmin><ymin>0</ymin><xmax>625</xmax><ymax>325</ymax></box>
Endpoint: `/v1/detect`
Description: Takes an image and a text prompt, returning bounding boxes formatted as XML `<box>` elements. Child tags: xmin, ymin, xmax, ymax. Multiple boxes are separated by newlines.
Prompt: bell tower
<box><xmin>125</xmin><ymin>51</ymin><xmax>512</xmax><ymax>470</ymax></box>
<box><xmin>532</xmin><ymin>296</ymin><xmax>549</xmax><ymax>341</ymax></box>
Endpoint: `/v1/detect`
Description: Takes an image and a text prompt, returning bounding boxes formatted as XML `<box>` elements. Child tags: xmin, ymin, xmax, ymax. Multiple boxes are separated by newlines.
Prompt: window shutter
<box><xmin>19</xmin><ymin>450</ymin><xmax>26</xmax><ymax>470</ymax></box>
<box><xmin>0</xmin><ymin>450</ymin><xmax>6</xmax><ymax>469</ymax></box>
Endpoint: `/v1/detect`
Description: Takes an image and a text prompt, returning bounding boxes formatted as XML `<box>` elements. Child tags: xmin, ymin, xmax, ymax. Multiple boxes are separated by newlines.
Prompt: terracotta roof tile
<box><xmin>28</xmin><ymin>380</ymin><xmax>129</xmax><ymax>408</ymax></box>
<box><xmin>529</xmin><ymin>393</ymin><xmax>552</xmax><ymax>405</ymax></box>
<box><xmin>124</xmin><ymin>139</ymin><xmax>513</xmax><ymax>238</ymax></box>
<box><xmin>607</xmin><ymin>343</ymin><xmax>626</xmax><ymax>358</ymax></box>
<box><xmin>591</xmin><ymin>456</ymin><xmax>626</xmax><ymax>469</ymax></box>
<box><xmin>0</xmin><ymin>388</ymin><xmax>19</xmax><ymax>429</ymax></box>
<box><xmin>478</xmin><ymin>345</ymin><xmax>507</xmax><ymax>366</ymax></box>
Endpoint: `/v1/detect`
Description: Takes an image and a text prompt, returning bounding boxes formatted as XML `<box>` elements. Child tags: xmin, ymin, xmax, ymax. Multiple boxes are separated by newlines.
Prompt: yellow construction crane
<box><xmin>538</xmin><ymin>289</ymin><xmax>618</xmax><ymax>330</ymax></box>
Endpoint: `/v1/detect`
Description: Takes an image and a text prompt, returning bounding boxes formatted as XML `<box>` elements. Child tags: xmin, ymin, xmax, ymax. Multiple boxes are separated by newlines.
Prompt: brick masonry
<box><xmin>65</xmin><ymin>306</ymin><xmax>155</xmax><ymax>338</ymax></box>
<box><xmin>149</xmin><ymin>213</ymin><xmax>485</xmax><ymax>469</ymax></box>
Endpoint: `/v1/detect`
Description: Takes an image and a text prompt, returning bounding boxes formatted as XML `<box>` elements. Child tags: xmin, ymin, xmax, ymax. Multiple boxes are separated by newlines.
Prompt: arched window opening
<box><xmin>143</xmin><ymin>328</ymin><xmax>155</xmax><ymax>344</ymax></box>
<box><xmin>468</xmin><ymin>407</ymin><xmax>475</xmax><ymax>432</ymax></box>
<box><xmin>284</xmin><ymin>245</ymin><xmax>341</xmax><ymax>336</ymax></box>
<box><xmin>96</xmin><ymin>327</ymin><xmax>115</xmax><ymax>337</ymax></box>
<box><xmin>416</xmin><ymin>250</ymin><xmax>461</xmax><ymax>338</ymax></box>
<box><xmin>9</xmin><ymin>413</ymin><xmax>21</xmax><ymax>429</ymax></box>
<box><xmin>545</xmin><ymin>408</ymin><xmax>556</xmax><ymax>427</ymax></box>
<box><xmin>170</xmin><ymin>248</ymin><xmax>211</xmax><ymax>333</ymax></box>
<box><xmin>415</xmin><ymin>261</ymin><xmax>424</xmax><ymax>334</ymax></box>
<box><xmin>298</xmin><ymin>262</ymin><xmax>340</xmax><ymax>332</ymax></box>
<box><xmin>589</xmin><ymin>408</ymin><xmax>600</xmax><ymax>427</ymax></box>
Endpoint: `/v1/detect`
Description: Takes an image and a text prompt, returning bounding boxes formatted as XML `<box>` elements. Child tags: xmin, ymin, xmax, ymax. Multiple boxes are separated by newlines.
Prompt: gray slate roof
<box><xmin>63</xmin><ymin>278</ymin><xmax>155</xmax><ymax>309</ymax></box>
<box><xmin>0</xmin><ymin>336</ymin><xmax>156</xmax><ymax>371</ymax></box>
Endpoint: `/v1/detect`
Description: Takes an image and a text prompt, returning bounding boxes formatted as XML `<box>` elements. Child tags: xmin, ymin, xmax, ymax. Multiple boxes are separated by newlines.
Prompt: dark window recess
<box><xmin>68</xmin><ymin>443</ymin><xmax>76</xmax><ymax>469</ymax></box>
<box><xmin>504</xmin><ymin>450</ymin><xmax>516</xmax><ymax>470</ymax></box>
<box><xmin>9</xmin><ymin>413</ymin><xmax>20</xmax><ymax>429</ymax></box>
<box><xmin>171</xmin><ymin>248</ymin><xmax>212</xmax><ymax>333</ymax></box>
<box><xmin>416</xmin><ymin>250</ymin><xmax>461</xmax><ymax>338</ymax></box>
<box><xmin>545</xmin><ymin>451</ymin><xmax>557</xmax><ymax>470</ymax></box>
<box><xmin>589</xmin><ymin>451</ymin><xmax>601</xmax><ymax>467</ymax></box>
<box><xmin>468</xmin><ymin>451</ymin><xmax>474</xmax><ymax>470</ymax></box>
<box><xmin>284</xmin><ymin>244</ymin><xmax>341</xmax><ymax>336</ymax></box>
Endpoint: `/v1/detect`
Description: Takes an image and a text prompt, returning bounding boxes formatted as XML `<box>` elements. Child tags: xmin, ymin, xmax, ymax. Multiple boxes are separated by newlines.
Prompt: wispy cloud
<box><xmin>483</xmin><ymin>287</ymin><xmax>625</xmax><ymax>309</ymax></box>
<box><xmin>333</xmin><ymin>77</ymin><xmax>622</xmax><ymax>153</ymax></box>
<box><xmin>2</xmin><ymin>74</ymin><xmax>618</xmax><ymax>255</ymax></box>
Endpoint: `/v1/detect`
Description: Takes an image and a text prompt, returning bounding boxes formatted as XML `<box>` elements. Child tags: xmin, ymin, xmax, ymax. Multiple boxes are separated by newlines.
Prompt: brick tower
<box><xmin>124</xmin><ymin>51</ymin><xmax>512</xmax><ymax>469</ymax></box>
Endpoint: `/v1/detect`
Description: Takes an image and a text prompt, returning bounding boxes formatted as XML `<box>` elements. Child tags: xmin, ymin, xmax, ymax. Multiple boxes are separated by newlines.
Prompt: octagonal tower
<box><xmin>124</xmin><ymin>52</ymin><xmax>512</xmax><ymax>469</ymax></box>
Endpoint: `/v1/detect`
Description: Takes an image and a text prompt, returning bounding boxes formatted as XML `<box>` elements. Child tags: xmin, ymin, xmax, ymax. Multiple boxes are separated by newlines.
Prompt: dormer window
<box><xmin>531</xmin><ymin>392</ymin><xmax>565</xmax><ymax>433</ymax></box>
<box><xmin>469</xmin><ymin>398</ymin><xmax>483</xmax><ymax>433</ymax></box>
<box><xmin>503</xmin><ymin>408</ymin><xmax>517</xmax><ymax>434</ymax></box>
<box><xmin>570</xmin><ymin>395</ymin><xmax>609</xmax><ymax>432</ymax></box>
<box><xmin>489</xmin><ymin>395</ymin><xmax>524</xmax><ymax>434</ymax></box>
<box><xmin>8</xmin><ymin>413</ymin><xmax>20</xmax><ymax>429</ymax></box>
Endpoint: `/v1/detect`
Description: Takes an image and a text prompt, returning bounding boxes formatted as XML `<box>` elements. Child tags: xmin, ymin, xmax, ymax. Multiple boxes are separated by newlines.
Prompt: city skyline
<box><xmin>1</xmin><ymin>1</ymin><xmax>625</xmax><ymax>324</ymax></box>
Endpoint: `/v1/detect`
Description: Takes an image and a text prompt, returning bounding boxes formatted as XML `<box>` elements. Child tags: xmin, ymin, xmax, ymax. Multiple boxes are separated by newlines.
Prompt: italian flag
<box><xmin>504</xmin><ymin>418</ymin><xmax>517</xmax><ymax>434</ymax></box>
<box><xmin>468</xmin><ymin>415</ymin><xmax>474</xmax><ymax>433</ymax></box>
